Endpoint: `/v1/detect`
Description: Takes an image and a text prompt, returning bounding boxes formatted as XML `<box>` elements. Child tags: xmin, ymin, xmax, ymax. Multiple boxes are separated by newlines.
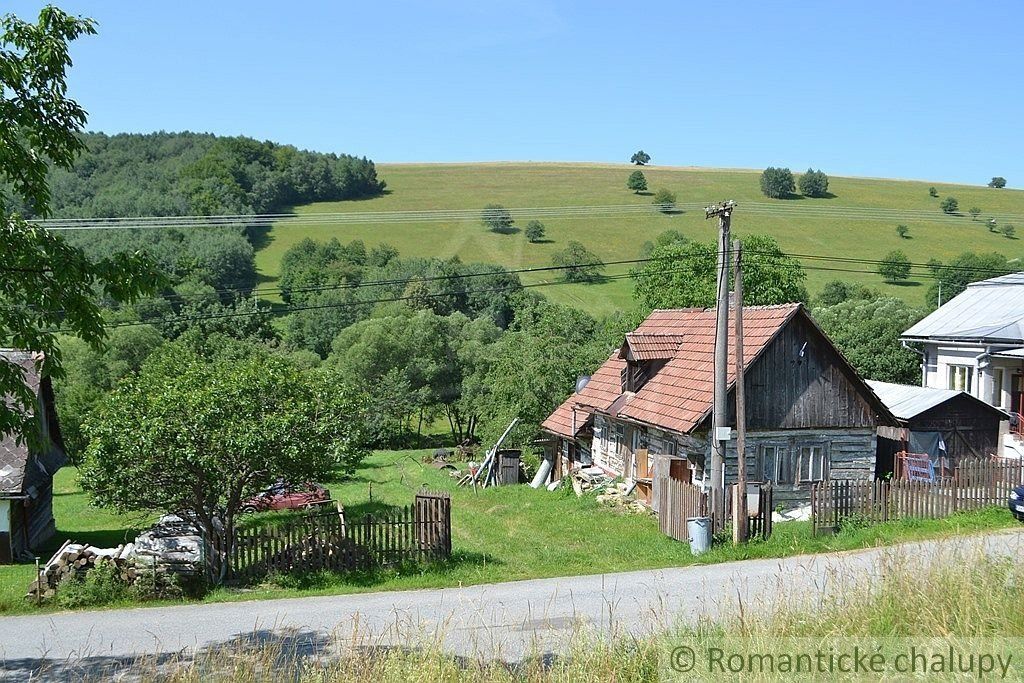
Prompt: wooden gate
<box><xmin>657</xmin><ymin>478</ymin><xmax>708</xmax><ymax>542</ymax></box>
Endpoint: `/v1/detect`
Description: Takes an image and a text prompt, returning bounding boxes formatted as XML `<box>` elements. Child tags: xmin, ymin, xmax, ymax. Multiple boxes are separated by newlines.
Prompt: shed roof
<box><xmin>902</xmin><ymin>271</ymin><xmax>1024</xmax><ymax>343</ymax></box>
<box><xmin>865</xmin><ymin>380</ymin><xmax>1007</xmax><ymax>421</ymax></box>
<box><xmin>619</xmin><ymin>333</ymin><xmax>686</xmax><ymax>361</ymax></box>
<box><xmin>0</xmin><ymin>350</ymin><xmax>65</xmax><ymax>495</ymax></box>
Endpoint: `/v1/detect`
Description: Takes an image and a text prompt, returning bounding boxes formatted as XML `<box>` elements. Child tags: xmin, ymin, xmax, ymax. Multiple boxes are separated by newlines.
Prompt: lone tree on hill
<box><xmin>481</xmin><ymin>204</ymin><xmax>514</xmax><ymax>233</ymax></box>
<box><xmin>878</xmin><ymin>250</ymin><xmax>912</xmax><ymax>282</ymax></box>
<box><xmin>940</xmin><ymin>197</ymin><xmax>959</xmax><ymax>214</ymax></box>
<box><xmin>968</xmin><ymin>207</ymin><xmax>982</xmax><ymax>221</ymax></box>
<box><xmin>630</xmin><ymin>150</ymin><xmax>651</xmax><ymax>166</ymax></box>
<box><xmin>760</xmin><ymin>167</ymin><xmax>796</xmax><ymax>199</ymax></box>
<box><xmin>627</xmin><ymin>170</ymin><xmax>648</xmax><ymax>194</ymax></box>
<box><xmin>552</xmin><ymin>241</ymin><xmax>605</xmax><ymax>282</ymax></box>
<box><xmin>895</xmin><ymin>224</ymin><xmax>909</xmax><ymax>239</ymax></box>
<box><xmin>524</xmin><ymin>220</ymin><xmax>546</xmax><ymax>243</ymax></box>
<box><xmin>798</xmin><ymin>168</ymin><xmax>829</xmax><ymax>197</ymax></box>
<box><xmin>652</xmin><ymin>188</ymin><xmax>677</xmax><ymax>213</ymax></box>
<box><xmin>929</xmin><ymin>187</ymin><xmax>939</xmax><ymax>198</ymax></box>
<box><xmin>989</xmin><ymin>177</ymin><xmax>1007</xmax><ymax>188</ymax></box>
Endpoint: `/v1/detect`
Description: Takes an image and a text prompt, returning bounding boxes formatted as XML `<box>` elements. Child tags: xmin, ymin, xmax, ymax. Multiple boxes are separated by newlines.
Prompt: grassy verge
<box><xmin>0</xmin><ymin>450</ymin><xmax>1019</xmax><ymax>615</ymax></box>
<box><xmin>75</xmin><ymin>538</ymin><xmax>1024</xmax><ymax>681</ymax></box>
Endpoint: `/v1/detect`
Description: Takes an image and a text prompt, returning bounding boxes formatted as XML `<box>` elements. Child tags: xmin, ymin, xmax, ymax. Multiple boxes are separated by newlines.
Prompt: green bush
<box><xmin>652</xmin><ymin>188</ymin><xmax>677</xmax><ymax>212</ymax></box>
<box><xmin>56</xmin><ymin>562</ymin><xmax>131</xmax><ymax>609</ymax></box>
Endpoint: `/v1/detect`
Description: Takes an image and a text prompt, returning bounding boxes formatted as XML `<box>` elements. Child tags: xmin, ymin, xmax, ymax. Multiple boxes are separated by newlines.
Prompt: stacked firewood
<box><xmin>26</xmin><ymin>540</ymin><xmax>137</xmax><ymax>599</ymax></box>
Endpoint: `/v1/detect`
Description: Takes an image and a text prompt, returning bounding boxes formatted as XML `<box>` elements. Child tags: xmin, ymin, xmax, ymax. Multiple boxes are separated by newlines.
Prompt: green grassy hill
<box><xmin>254</xmin><ymin>163</ymin><xmax>1024</xmax><ymax>316</ymax></box>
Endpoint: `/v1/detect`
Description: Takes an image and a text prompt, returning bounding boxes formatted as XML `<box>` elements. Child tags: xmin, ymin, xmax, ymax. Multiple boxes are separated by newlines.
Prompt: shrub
<box><xmin>940</xmin><ymin>197</ymin><xmax>959</xmax><ymax>214</ymax></box>
<box><xmin>928</xmin><ymin>187</ymin><xmax>939</xmax><ymax>197</ymax></box>
<box><xmin>760</xmin><ymin>167</ymin><xmax>796</xmax><ymax>198</ymax></box>
<box><xmin>895</xmin><ymin>224</ymin><xmax>909</xmax><ymax>239</ymax></box>
<box><xmin>652</xmin><ymin>188</ymin><xmax>677</xmax><ymax>212</ymax></box>
<box><xmin>1002</xmin><ymin>224</ymin><xmax>1016</xmax><ymax>239</ymax></box>
<box><xmin>56</xmin><ymin>562</ymin><xmax>131</xmax><ymax>609</ymax></box>
<box><xmin>524</xmin><ymin>220</ymin><xmax>546</xmax><ymax>243</ymax></box>
<box><xmin>968</xmin><ymin>207</ymin><xmax>981</xmax><ymax>220</ymax></box>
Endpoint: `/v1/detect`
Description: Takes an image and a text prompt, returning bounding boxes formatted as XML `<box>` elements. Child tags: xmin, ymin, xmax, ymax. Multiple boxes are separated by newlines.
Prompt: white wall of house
<box><xmin>922</xmin><ymin>343</ymin><xmax>1023</xmax><ymax>410</ymax></box>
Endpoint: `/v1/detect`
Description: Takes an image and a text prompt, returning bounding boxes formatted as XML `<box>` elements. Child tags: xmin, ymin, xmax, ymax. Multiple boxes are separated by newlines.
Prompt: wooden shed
<box><xmin>868</xmin><ymin>380</ymin><xmax>1008</xmax><ymax>477</ymax></box>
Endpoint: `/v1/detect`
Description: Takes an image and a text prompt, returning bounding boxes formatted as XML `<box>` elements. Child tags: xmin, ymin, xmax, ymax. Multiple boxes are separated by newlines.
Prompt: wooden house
<box><xmin>868</xmin><ymin>380</ymin><xmax>1008</xmax><ymax>478</ymax></box>
<box><xmin>0</xmin><ymin>351</ymin><xmax>66</xmax><ymax>564</ymax></box>
<box><xmin>542</xmin><ymin>304</ymin><xmax>898</xmax><ymax>509</ymax></box>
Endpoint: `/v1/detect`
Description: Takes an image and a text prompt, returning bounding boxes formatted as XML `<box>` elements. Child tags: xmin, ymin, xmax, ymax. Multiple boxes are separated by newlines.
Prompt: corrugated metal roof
<box><xmin>865</xmin><ymin>380</ymin><xmax>1007</xmax><ymax>421</ymax></box>
<box><xmin>902</xmin><ymin>271</ymin><xmax>1024</xmax><ymax>343</ymax></box>
<box><xmin>865</xmin><ymin>380</ymin><xmax>961</xmax><ymax>420</ymax></box>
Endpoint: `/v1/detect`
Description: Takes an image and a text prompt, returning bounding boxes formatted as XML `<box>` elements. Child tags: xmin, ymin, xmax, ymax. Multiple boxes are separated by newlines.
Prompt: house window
<box><xmin>948</xmin><ymin>365</ymin><xmax>973</xmax><ymax>393</ymax></box>
<box><xmin>759</xmin><ymin>445</ymin><xmax>793</xmax><ymax>485</ymax></box>
<box><xmin>798</xmin><ymin>445</ymin><xmax>829</xmax><ymax>482</ymax></box>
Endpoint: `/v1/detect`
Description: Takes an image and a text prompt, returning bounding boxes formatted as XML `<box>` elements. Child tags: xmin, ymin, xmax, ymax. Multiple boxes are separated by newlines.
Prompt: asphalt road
<box><xmin>1</xmin><ymin>529</ymin><xmax>1022</xmax><ymax>680</ymax></box>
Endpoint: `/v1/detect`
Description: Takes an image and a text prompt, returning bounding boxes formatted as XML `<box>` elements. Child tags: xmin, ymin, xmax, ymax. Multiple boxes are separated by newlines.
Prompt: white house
<box><xmin>901</xmin><ymin>272</ymin><xmax>1024</xmax><ymax>457</ymax></box>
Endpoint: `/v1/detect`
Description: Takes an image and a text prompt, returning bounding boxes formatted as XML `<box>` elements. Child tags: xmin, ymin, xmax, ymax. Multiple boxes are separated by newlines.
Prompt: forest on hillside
<box><xmin>26</xmin><ymin>131</ymin><xmax>385</xmax><ymax>218</ymax></box>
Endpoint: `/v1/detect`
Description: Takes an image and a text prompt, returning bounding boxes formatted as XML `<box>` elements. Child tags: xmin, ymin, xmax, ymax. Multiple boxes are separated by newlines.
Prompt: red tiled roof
<box><xmin>540</xmin><ymin>352</ymin><xmax>625</xmax><ymax>439</ymax></box>
<box><xmin>541</xmin><ymin>304</ymin><xmax>801</xmax><ymax>438</ymax></box>
<box><xmin>620</xmin><ymin>333</ymin><xmax>686</xmax><ymax>361</ymax></box>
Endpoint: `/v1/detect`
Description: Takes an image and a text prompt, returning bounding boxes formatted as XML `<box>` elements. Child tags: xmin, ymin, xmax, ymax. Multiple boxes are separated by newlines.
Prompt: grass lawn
<box><xmin>253</xmin><ymin>163</ymin><xmax>1024</xmax><ymax>316</ymax></box>
<box><xmin>0</xmin><ymin>450</ymin><xmax>1018</xmax><ymax>614</ymax></box>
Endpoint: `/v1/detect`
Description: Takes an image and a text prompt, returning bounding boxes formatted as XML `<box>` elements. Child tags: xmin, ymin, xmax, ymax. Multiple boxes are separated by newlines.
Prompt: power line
<box><xmin>29</xmin><ymin>201</ymin><xmax>1024</xmax><ymax>231</ymax></box>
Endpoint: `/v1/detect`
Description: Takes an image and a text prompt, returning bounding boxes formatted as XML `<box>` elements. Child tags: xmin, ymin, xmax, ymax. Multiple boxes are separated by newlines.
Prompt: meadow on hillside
<box><xmin>255</xmin><ymin>163</ymin><xmax>1024</xmax><ymax>316</ymax></box>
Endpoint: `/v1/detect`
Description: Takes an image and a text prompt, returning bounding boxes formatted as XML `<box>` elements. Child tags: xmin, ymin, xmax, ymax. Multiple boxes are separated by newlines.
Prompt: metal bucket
<box><xmin>686</xmin><ymin>516</ymin><xmax>712</xmax><ymax>555</ymax></box>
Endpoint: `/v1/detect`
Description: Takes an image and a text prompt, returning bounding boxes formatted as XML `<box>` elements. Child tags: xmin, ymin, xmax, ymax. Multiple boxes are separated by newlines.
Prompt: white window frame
<box><xmin>798</xmin><ymin>445</ymin><xmax>829</xmax><ymax>482</ymax></box>
<box><xmin>948</xmin><ymin>364</ymin><xmax>973</xmax><ymax>393</ymax></box>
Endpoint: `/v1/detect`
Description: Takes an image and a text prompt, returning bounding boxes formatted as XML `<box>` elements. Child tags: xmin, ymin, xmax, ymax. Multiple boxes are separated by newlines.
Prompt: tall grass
<box><xmin>71</xmin><ymin>545</ymin><xmax>1021</xmax><ymax>682</ymax></box>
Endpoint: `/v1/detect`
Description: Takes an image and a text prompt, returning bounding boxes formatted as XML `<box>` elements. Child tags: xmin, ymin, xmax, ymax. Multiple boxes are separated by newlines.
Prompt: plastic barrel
<box><xmin>687</xmin><ymin>516</ymin><xmax>712</xmax><ymax>555</ymax></box>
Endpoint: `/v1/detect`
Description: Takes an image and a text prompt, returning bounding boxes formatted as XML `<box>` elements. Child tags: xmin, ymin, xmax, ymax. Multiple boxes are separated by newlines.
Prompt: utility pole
<box><xmin>732</xmin><ymin>239</ymin><xmax>748</xmax><ymax>544</ymax></box>
<box><xmin>705</xmin><ymin>200</ymin><xmax>735</xmax><ymax>531</ymax></box>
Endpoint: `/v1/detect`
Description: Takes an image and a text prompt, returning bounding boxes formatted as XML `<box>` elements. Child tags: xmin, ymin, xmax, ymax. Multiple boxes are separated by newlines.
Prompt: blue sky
<box><xmin>8</xmin><ymin>1</ymin><xmax>1024</xmax><ymax>185</ymax></box>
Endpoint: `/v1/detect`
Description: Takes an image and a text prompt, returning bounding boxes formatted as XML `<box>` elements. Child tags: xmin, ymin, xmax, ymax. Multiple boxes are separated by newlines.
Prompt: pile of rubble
<box><xmin>570</xmin><ymin>467</ymin><xmax>650</xmax><ymax>515</ymax></box>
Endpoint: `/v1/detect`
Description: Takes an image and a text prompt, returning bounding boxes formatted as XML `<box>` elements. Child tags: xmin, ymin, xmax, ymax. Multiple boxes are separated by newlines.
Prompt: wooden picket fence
<box><xmin>657</xmin><ymin>478</ymin><xmax>773</xmax><ymax>542</ymax></box>
<box><xmin>811</xmin><ymin>459</ymin><xmax>1024</xmax><ymax>534</ymax></box>
<box><xmin>658</xmin><ymin>478</ymin><xmax>708</xmax><ymax>542</ymax></box>
<box><xmin>228</xmin><ymin>489</ymin><xmax>451</xmax><ymax>582</ymax></box>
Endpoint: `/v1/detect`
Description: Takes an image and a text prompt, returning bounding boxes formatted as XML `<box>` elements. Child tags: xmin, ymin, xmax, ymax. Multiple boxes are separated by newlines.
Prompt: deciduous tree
<box><xmin>798</xmin><ymin>168</ymin><xmax>829</xmax><ymax>197</ymax></box>
<box><xmin>552</xmin><ymin>241</ymin><xmax>605</xmax><ymax>282</ymax></box>
<box><xmin>989</xmin><ymin>177</ymin><xmax>1007</xmax><ymax>188</ymax></box>
<box><xmin>814</xmin><ymin>297</ymin><xmax>925</xmax><ymax>384</ymax></box>
<box><xmin>627</xmin><ymin>170</ymin><xmax>648</xmax><ymax>194</ymax></box>
<box><xmin>940</xmin><ymin>197</ymin><xmax>959</xmax><ymax>214</ymax></box>
<box><xmin>524</xmin><ymin>220</ymin><xmax>546</xmax><ymax>243</ymax></box>
<box><xmin>481</xmin><ymin>204</ymin><xmax>515</xmax><ymax>233</ymax></box>
<box><xmin>878</xmin><ymin>250</ymin><xmax>911</xmax><ymax>282</ymax></box>
<box><xmin>759</xmin><ymin>167</ymin><xmax>796</xmax><ymax>199</ymax></box>
<box><xmin>630</xmin><ymin>150</ymin><xmax>651</xmax><ymax>165</ymax></box>
<box><xmin>81</xmin><ymin>343</ymin><xmax>370</xmax><ymax>582</ymax></box>
<box><xmin>0</xmin><ymin>6</ymin><xmax>160</xmax><ymax>439</ymax></box>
